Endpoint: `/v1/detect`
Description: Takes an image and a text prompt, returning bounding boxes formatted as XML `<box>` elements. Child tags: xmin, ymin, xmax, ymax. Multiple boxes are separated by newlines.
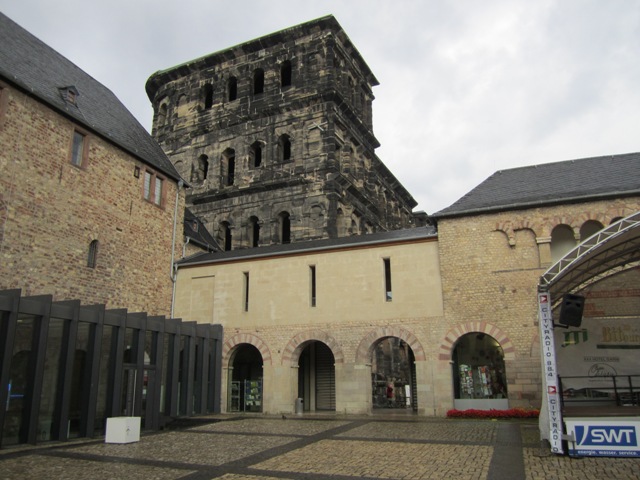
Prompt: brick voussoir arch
<box><xmin>438</xmin><ymin>322</ymin><xmax>516</xmax><ymax>361</ymax></box>
<box><xmin>222</xmin><ymin>332</ymin><xmax>272</xmax><ymax>366</ymax></box>
<box><xmin>355</xmin><ymin>326</ymin><xmax>426</xmax><ymax>364</ymax></box>
<box><xmin>282</xmin><ymin>330</ymin><xmax>344</xmax><ymax>366</ymax></box>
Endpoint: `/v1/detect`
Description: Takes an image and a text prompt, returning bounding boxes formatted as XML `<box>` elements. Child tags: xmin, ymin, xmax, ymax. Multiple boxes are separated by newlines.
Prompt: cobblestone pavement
<box><xmin>1</xmin><ymin>414</ymin><xmax>639</xmax><ymax>479</ymax></box>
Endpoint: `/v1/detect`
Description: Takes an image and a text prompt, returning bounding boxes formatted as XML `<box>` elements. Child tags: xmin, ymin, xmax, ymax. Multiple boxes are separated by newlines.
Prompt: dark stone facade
<box><xmin>146</xmin><ymin>16</ymin><xmax>421</xmax><ymax>250</ymax></box>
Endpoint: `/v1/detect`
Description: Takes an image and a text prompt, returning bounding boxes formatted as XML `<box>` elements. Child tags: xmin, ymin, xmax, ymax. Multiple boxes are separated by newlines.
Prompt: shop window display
<box><xmin>453</xmin><ymin>333</ymin><xmax>508</xmax><ymax>400</ymax></box>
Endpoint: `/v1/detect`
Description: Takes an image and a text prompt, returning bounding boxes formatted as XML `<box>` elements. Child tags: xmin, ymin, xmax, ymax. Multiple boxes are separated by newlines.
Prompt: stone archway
<box><xmin>439</xmin><ymin>322</ymin><xmax>515</xmax><ymax>411</ymax></box>
<box><xmin>222</xmin><ymin>332</ymin><xmax>272</xmax><ymax>366</ymax></box>
<box><xmin>438</xmin><ymin>322</ymin><xmax>515</xmax><ymax>362</ymax></box>
<box><xmin>222</xmin><ymin>333</ymin><xmax>271</xmax><ymax>413</ymax></box>
<box><xmin>355</xmin><ymin>326</ymin><xmax>425</xmax><ymax>413</ymax></box>
<box><xmin>355</xmin><ymin>325</ymin><xmax>425</xmax><ymax>364</ymax></box>
<box><xmin>281</xmin><ymin>330</ymin><xmax>343</xmax><ymax>413</ymax></box>
<box><xmin>281</xmin><ymin>330</ymin><xmax>343</xmax><ymax>366</ymax></box>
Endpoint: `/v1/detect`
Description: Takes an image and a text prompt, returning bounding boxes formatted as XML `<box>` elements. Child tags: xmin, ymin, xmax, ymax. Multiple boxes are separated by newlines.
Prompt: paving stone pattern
<box><xmin>1</xmin><ymin>415</ymin><xmax>638</xmax><ymax>480</ymax></box>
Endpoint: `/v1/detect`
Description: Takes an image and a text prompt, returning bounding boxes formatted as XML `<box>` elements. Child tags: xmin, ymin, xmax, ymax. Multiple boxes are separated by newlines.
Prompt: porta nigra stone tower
<box><xmin>146</xmin><ymin>16</ymin><xmax>421</xmax><ymax>250</ymax></box>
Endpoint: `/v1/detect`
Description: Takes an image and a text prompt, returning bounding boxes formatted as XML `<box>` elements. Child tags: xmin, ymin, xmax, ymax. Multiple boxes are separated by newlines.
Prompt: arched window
<box><xmin>191</xmin><ymin>154</ymin><xmax>209</xmax><ymax>182</ymax></box>
<box><xmin>551</xmin><ymin>224</ymin><xmax>576</xmax><ymax>263</ymax></box>
<box><xmin>278</xmin><ymin>212</ymin><xmax>291</xmax><ymax>244</ymax></box>
<box><xmin>336</xmin><ymin>208</ymin><xmax>347</xmax><ymax>237</ymax></box>
<box><xmin>452</xmin><ymin>333</ymin><xmax>508</xmax><ymax>404</ymax></box>
<box><xmin>280</xmin><ymin>60</ymin><xmax>292</xmax><ymax>87</ymax></box>
<box><xmin>228</xmin><ymin>77</ymin><xmax>237</xmax><ymax>101</ymax></box>
<box><xmin>199</xmin><ymin>155</ymin><xmax>209</xmax><ymax>181</ymax></box>
<box><xmin>157</xmin><ymin>100</ymin><xmax>168</xmax><ymax>127</ymax></box>
<box><xmin>278</xmin><ymin>134</ymin><xmax>292</xmax><ymax>162</ymax></box>
<box><xmin>248</xmin><ymin>216</ymin><xmax>260</xmax><ymax>247</ymax></box>
<box><xmin>87</xmin><ymin>240</ymin><xmax>98</xmax><ymax>268</ymax></box>
<box><xmin>219</xmin><ymin>222</ymin><xmax>232</xmax><ymax>251</ymax></box>
<box><xmin>580</xmin><ymin>220</ymin><xmax>604</xmax><ymax>241</ymax></box>
<box><xmin>253</xmin><ymin>69</ymin><xmax>264</xmax><ymax>95</ymax></box>
<box><xmin>221</xmin><ymin>149</ymin><xmax>235</xmax><ymax>186</ymax></box>
<box><xmin>203</xmin><ymin>83</ymin><xmax>213</xmax><ymax>109</ymax></box>
<box><xmin>250</xmin><ymin>142</ymin><xmax>262</xmax><ymax>168</ymax></box>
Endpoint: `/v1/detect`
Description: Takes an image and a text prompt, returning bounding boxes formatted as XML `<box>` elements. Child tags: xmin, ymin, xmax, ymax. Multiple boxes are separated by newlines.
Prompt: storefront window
<box><xmin>453</xmin><ymin>333</ymin><xmax>508</xmax><ymax>400</ymax></box>
<box><xmin>371</xmin><ymin>338</ymin><xmax>415</xmax><ymax>409</ymax></box>
<box><xmin>2</xmin><ymin>314</ymin><xmax>37</xmax><ymax>445</ymax></box>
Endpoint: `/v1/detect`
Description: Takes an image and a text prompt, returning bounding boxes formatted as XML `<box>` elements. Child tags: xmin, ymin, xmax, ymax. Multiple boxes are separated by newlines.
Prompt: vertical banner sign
<box><xmin>538</xmin><ymin>292</ymin><xmax>564</xmax><ymax>454</ymax></box>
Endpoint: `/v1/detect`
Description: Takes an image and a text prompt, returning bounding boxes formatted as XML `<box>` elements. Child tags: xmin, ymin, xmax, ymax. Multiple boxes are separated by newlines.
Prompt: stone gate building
<box><xmin>145</xmin><ymin>16</ymin><xmax>423</xmax><ymax>250</ymax></box>
<box><xmin>150</xmin><ymin>15</ymin><xmax>640</xmax><ymax>417</ymax></box>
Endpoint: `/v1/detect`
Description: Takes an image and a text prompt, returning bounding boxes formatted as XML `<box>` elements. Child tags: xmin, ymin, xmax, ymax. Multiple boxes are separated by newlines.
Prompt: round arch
<box><xmin>438</xmin><ymin>322</ymin><xmax>516</xmax><ymax>362</ymax></box>
<box><xmin>222</xmin><ymin>332</ymin><xmax>272</xmax><ymax>367</ymax></box>
<box><xmin>355</xmin><ymin>326</ymin><xmax>426</xmax><ymax>364</ymax></box>
<box><xmin>282</xmin><ymin>330</ymin><xmax>343</xmax><ymax>366</ymax></box>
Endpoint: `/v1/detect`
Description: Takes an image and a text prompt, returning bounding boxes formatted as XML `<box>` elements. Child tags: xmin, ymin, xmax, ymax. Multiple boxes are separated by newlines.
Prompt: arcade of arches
<box><xmin>221</xmin><ymin>328</ymin><xmax>512</xmax><ymax>415</ymax></box>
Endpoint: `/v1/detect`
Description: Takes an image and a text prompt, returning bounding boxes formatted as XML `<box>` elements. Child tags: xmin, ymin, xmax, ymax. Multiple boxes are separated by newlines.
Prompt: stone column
<box><xmin>537</xmin><ymin>236</ymin><xmax>552</xmax><ymax>268</ymax></box>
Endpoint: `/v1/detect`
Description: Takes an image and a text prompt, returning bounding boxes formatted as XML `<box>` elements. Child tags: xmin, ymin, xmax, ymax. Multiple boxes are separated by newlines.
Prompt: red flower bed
<box><xmin>446</xmin><ymin>408</ymin><xmax>539</xmax><ymax>419</ymax></box>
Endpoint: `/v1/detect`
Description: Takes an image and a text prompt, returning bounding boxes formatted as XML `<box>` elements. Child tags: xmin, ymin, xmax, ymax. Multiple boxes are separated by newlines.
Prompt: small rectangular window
<box><xmin>154</xmin><ymin>177</ymin><xmax>163</xmax><ymax>206</ymax></box>
<box><xmin>383</xmin><ymin>258</ymin><xmax>392</xmax><ymax>302</ymax></box>
<box><xmin>309</xmin><ymin>265</ymin><xmax>316</xmax><ymax>307</ymax></box>
<box><xmin>71</xmin><ymin>130</ymin><xmax>87</xmax><ymax>167</ymax></box>
<box><xmin>143</xmin><ymin>169</ymin><xmax>164</xmax><ymax>207</ymax></box>
<box><xmin>144</xmin><ymin>171</ymin><xmax>152</xmax><ymax>200</ymax></box>
<box><xmin>243</xmin><ymin>272</ymin><xmax>250</xmax><ymax>312</ymax></box>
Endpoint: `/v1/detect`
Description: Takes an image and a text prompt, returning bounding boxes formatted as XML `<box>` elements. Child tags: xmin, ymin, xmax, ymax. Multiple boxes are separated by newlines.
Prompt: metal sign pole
<box><xmin>538</xmin><ymin>291</ymin><xmax>564</xmax><ymax>454</ymax></box>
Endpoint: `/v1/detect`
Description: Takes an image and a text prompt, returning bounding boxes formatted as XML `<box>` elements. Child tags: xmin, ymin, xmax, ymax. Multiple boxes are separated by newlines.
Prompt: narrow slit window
<box><xmin>203</xmin><ymin>83</ymin><xmax>213</xmax><ymax>109</ymax></box>
<box><xmin>253</xmin><ymin>69</ymin><xmax>264</xmax><ymax>95</ymax></box>
<box><xmin>279</xmin><ymin>212</ymin><xmax>291</xmax><ymax>244</ymax></box>
<box><xmin>281</xmin><ymin>60</ymin><xmax>292</xmax><ymax>87</ymax></box>
<box><xmin>144</xmin><ymin>171</ymin><xmax>152</xmax><ymax>199</ymax></box>
<box><xmin>310</xmin><ymin>265</ymin><xmax>316</xmax><ymax>307</ymax></box>
<box><xmin>87</xmin><ymin>240</ymin><xmax>99</xmax><ymax>268</ymax></box>
<box><xmin>279</xmin><ymin>135</ymin><xmax>292</xmax><ymax>162</ymax></box>
<box><xmin>228</xmin><ymin>77</ymin><xmax>237</xmax><ymax>101</ymax></box>
<box><xmin>243</xmin><ymin>272</ymin><xmax>250</xmax><ymax>312</ymax></box>
<box><xmin>154</xmin><ymin>177</ymin><xmax>163</xmax><ymax>206</ymax></box>
<box><xmin>383</xmin><ymin>258</ymin><xmax>392</xmax><ymax>302</ymax></box>
<box><xmin>71</xmin><ymin>130</ymin><xmax>87</xmax><ymax>167</ymax></box>
<box><xmin>249</xmin><ymin>216</ymin><xmax>260</xmax><ymax>247</ymax></box>
<box><xmin>220</xmin><ymin>222</ymin><xmax>232</xmax><ymax>251</ymax></box>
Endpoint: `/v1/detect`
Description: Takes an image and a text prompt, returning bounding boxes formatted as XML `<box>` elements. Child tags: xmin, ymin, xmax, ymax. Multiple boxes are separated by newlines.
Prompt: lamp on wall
<box><xmin>134</xmin><ymin>166</ymin><xmax>140</xmax><ymax>178</ymax></box>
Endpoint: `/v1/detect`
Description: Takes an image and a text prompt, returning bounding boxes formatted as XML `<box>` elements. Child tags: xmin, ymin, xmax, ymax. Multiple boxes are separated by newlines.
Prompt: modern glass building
<box><xmin>0</xmin><ymin>289</ymin><xmax>222</xmax><ymax>447</ymax></box>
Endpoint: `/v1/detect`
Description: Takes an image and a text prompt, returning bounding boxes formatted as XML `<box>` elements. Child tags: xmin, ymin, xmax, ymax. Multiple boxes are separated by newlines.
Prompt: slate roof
<box><xmin>433</xmin><ymin>152</ymin><xmax>640</xmax><ymax>219</ymax></box>
<box><xmin>184</xmin><ymin>208</ymin><xmax>220</xmax><ymax>252</ymax></box>
<box><xmin>0</xmin><ymin>13</ymin><xmax>182</xmax><ymax>183</ymax></box>
<box><xmin>177</xmin><ymin>226</ymin><xmax>437</xmax><ymax>267</ymax></box>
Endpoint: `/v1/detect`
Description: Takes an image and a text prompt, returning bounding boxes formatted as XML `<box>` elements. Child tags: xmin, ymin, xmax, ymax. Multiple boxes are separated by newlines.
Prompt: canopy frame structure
<box><xmin>540</xmin><ymin>211</ymin><xmax>640</xmax><ymax>303</ymax></box>
<box><xmin>537</xmin><ymin>211</ymin><xmax>640</xmax><ymax>454</ymax></box>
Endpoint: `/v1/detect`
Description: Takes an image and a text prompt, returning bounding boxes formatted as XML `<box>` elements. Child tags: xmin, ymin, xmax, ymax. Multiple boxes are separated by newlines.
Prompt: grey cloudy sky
<box><xmin>2</xmin><ymin>0</ymin><xmax>639</xmax><ymax>214</ymax></box>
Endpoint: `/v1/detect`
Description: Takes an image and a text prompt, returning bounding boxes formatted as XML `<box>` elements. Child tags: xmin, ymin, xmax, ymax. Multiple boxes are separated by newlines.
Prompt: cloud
<box><xmin>2</xmin><ymin>0</ymin><xmax>638</xmax><ymax>214</ymax></box>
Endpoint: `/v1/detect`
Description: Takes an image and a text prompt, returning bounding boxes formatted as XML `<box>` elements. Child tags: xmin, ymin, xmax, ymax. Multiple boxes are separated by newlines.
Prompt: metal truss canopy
<box><xmin>539</xmin><ymin>211</ymin><xmax>640</xmax><ymax>299</ymax></box>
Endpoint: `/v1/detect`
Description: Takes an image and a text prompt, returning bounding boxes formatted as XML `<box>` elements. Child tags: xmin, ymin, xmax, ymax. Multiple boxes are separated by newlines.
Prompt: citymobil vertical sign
<box><xmin>538</xmin><ymin>292</ymin><xmax>563</xmax><ymax>454</ymax></box>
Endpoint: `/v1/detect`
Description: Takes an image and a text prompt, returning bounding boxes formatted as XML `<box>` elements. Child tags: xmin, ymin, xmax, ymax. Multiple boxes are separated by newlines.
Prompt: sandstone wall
<box><xmin>0</xmin><ymin>83</ymin><xmax>184</xmax><ymax>315</ymax></box>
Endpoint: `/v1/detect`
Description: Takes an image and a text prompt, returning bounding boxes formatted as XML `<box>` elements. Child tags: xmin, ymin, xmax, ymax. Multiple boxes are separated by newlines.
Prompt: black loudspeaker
<box><xmin>559</xmin><ymin>293</ymin><xmax>585</xmax><ymax>327</ymax></box>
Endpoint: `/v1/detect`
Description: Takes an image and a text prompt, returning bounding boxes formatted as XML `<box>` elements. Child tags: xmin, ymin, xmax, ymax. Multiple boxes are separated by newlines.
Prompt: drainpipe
<box><xmin>182</xmin><ymin>237</ymin><xmax>190</xmax><ymax>258</ymax></box>
<box><xmin>170</xmin><ymin>179</ymin><xmax>184</xmax><ymax>318</ymax></box>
